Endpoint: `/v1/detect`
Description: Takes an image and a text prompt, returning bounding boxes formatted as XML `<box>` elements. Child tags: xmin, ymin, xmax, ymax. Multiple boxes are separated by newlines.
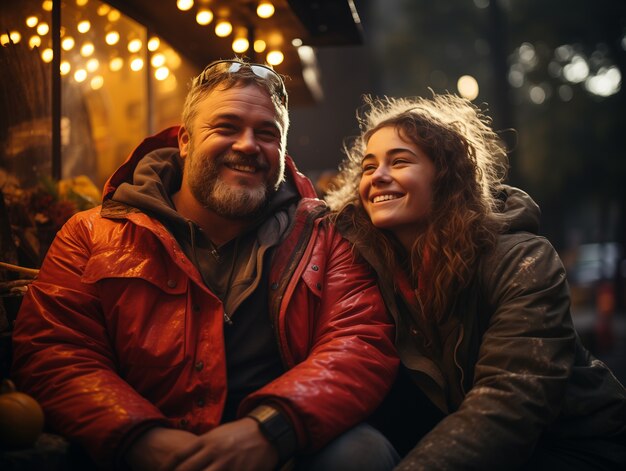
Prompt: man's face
<box><xmin>178</xmin><ymin>84</ymin><xmax>286</xmax><ymax>219</ymax></box>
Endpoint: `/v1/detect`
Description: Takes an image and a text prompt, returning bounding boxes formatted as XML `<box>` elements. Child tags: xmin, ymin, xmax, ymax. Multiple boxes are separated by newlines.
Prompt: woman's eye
<box><xmin>361</xmin><ymin>164</ymin><xmax>376</xmax><ymax>173</ymax></box>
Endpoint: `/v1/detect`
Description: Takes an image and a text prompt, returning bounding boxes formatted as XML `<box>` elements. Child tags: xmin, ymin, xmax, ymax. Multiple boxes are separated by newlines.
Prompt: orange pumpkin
<box><xmin>0</xmin><ymin>379</ymin><xmax>44</xmax><ymax>449</ymax></box>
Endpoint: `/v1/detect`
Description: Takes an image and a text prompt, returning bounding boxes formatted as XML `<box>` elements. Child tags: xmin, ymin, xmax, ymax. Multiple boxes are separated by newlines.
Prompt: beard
<box><xmin>186</xmin><ymin>147</ymin><xmax>284</xmax><ymax>219</ymax></box>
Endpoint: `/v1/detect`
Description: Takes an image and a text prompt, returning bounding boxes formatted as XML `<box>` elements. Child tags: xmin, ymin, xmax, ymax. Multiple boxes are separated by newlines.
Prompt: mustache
<box><xmin>219</xmin><ymin>151</ymin><xmax>270</xmax><ymax>171</ymax></box>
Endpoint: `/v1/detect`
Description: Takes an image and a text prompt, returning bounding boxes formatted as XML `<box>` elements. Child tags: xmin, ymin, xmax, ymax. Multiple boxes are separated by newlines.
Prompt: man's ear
<box><xmin>178</xmin><ymin>126</ymin><xmax>190</xmax><ymax>158</ymax></box>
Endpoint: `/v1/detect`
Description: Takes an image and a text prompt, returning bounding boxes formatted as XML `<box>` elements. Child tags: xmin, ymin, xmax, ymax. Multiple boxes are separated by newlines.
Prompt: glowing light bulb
<box><xmin>29</xmin><ymin>35</ymin><xmax>42</xmax><ymax>48</ymax></box>
<box><xmin>42</xmin><ymin>1</ymin><xmax>53</xmax><ymax>12</ymax></box>
<box><xmin>232</xmin><ymin>37</ymin><xmax>249</xmax><ymax>53</ymax></box>
<box><xmin>155</xmin><ymin>66</ymin><xmax>170</xmax><ymax>81</ymax></box>
<box><xmin>61</xmin><ymin>36</ymin><xmax>75</xmax><ymax>51</ymax></box>
<box><xmin>151</xmin><ymin>53</ymin><xmax>166</xmax><ymax>67</ymax></box>
<box><xmin>41</xmin><ymin>48</ymin><xmax>54</xmax><ymax>63</ymax></box>
<box><xmin>110</xmin><ymin>57</ymin><xmax>124</xmax><ymax>71</ymax></box>
<box><xmin>257</xmin><ymin>2</ymin><xmax>275</xmax><ymax>19</ymax></box>
<box><xmin>130</xmin><ymin>57</ymin><xmax>144</xmax><ymax>71</ymax></box>
<box><xmin>215</xmin><ymin>21</ymin><xmax>233</xmax><ymax>37</ymax></box>
<box><xmin>196</xmin><ymin>8</ymin><xmax>214</xmax><ymax>25</ymax></box>
<box><xmin>128</xmin><ymin>39</ymin><xmax>143</xmax><ymax>53</ymax></box>
<box><xmin>26</xmin><ymin>16</ymin><xmax>39</xmax><ymax>28</ymax></box>
<box><xmin>457</xmin><ymin>75</ymin><xmax>479</xmax><ymax>101</ymax></box>
<box><xmin>97</xmin><ymin>4</ymin><xmax>110</xmax><ymax>16</ymax></box>
<box><xmin>74</xmin><ymin>69</ymin><xmax>87</xmax><ymax>82</ymax></box>
<box><xmin>148</xmin><ymin>37</ymin><xmax>160</xmax><ymax>51</ymax></box>
<box><xmin>177</xmin><ymin>0</ymin><xmax>194</xmax><ymax>11</ymax></box>
<box><xmin>37</xmin><ymin>22</ymin><xmax>49</xmax><ymax>35</ymax></box>
<box><xmin>254</xmin><ymin>39</ymin><xmax>267</xmax><ymax>53</ymax></box>
<box><xmin>76</xmin><ymin>0</ymin><xmax>89</xmax><ymax>6</ymax></box>
<box><xmin>86</xmin><ymin>58</ymin><xmax>99</xmax><ymax>72</ymax></box>
<box><xmin>80</xmin><ymin>42</ymin><xmax>95</xmax><ymax>57</ymax></box>
<box><xmin>77</xmin><ymin>20</ymin><xmax>91</xmax><ymax>33</ymax></box>
<box><xmin>108</xmin><ymin>9</ymin><xmax>121</xmax><ymax>22</ymax></box>
<box><xmin>9</xmin><ymin>31</ymin><xmax>21</xmax><ymax>44</ymax></box>
<box><xmin>105</xmin><ymin>31</ymin><xmax>120</xmax><ymax>45</ymax></box>
<box><xmin>0</xmin><ymin>34</ymin><xmax>10</xmax><ymax>47</ymax></box>
<box><xmin>91</xmin><ymin>75</ymin><xmax>104</xmax><ymax>90</ymax></box>
<box><xmin>60</xmin><ymin>61</ymin><xmax>71</xmax><ymax>75</ymax></box>
<box><xmin>266</xmin><ymin>50</ymin><xmax>284</xmax><ymax>66</ymax></box>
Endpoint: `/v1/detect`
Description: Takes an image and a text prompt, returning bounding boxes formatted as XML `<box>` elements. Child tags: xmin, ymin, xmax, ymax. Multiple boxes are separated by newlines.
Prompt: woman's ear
<box><xmin>178</xmin><ymin>126</ymin><xmax>190</xmax><ymax>158</ymax></box>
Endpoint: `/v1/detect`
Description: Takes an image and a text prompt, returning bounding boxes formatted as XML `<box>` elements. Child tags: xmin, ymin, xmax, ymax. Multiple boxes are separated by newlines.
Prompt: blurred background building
<box><xmin>1</xmin><ymin>0</ymin><xmax>625</xmax><ymax>380</ymax></box>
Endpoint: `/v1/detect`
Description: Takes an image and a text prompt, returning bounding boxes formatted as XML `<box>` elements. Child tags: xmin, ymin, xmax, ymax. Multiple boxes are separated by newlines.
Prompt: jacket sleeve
<box><xmin>11</xmin><ymin>212</ymin><xmax>169</xmax><ymax>466</ymax></box>
<box><xmin>239</xmin><ymin>223</ymin><xmax>399</xmax><ymax>451</ymax></box>
<box><xmin>398</xmin><ymin>235</ymin><xmax>575</xmax><ymax>470</ymax></box>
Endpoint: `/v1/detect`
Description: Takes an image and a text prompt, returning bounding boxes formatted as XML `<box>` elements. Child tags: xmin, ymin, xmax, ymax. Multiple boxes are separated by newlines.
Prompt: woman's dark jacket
<box><xmin>337</xmin><ymin>185</ymin><xmax>626</xmax><ymax>469</ymax></box>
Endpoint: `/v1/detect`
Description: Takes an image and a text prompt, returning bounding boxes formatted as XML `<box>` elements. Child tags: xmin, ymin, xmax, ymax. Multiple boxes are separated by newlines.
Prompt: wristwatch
<box><xmin>247</xmin><ymin>404</ymin><xmax>297</xmax><ymax>465</ymax></box>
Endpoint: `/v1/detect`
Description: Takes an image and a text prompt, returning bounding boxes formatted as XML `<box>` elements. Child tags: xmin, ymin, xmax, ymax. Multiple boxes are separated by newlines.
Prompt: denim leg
<box><xmin>295</xmin><ymin>423</ymin><xmax>400</xmax><ymax>471</ymax></box>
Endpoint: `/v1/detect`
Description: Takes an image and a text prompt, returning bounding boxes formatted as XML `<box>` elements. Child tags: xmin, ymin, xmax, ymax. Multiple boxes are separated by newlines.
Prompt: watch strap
<box><xmin>247</xmin><ymin>405</ymin><xmax>297</xmax><ymax>465</ymax></box>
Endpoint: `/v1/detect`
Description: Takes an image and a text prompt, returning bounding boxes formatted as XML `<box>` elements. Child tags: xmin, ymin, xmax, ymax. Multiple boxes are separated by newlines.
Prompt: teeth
<box><xmin>231</xmin><ymin>164</ymin><xmax>256</xmax><ymax>173</ymax></box>
<box><xmin>373</xmin><ymin>194</ymin><xmax>399</xmax><ymax>203</ymax></box>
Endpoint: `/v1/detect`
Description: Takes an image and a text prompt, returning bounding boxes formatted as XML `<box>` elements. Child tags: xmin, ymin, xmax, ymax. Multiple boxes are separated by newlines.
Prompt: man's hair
<box><xmin>328</xmin><ymin>93</ymin><xmax>509</xmax><ymax>319</ymax></box>
<box><xmin>181</xmin><ymin>58</ymin><xmax>290</xmax><ymax>142</ymax></box>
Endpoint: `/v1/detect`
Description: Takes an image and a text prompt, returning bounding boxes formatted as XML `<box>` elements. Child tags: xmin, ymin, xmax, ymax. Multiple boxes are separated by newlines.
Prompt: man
<box><xmin>11</xmin><ymin>59</ymin><xmax>399</xmax><ymax>470</ymax></box>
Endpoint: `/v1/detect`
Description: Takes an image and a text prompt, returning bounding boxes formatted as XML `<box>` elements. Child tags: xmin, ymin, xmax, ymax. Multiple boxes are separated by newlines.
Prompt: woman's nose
<box><xmin>232</xmin><ymin>129</ymin><xmax>260</xmax><ymax>154</ymax></box>
<box><xmin>371</xmin><ymin>165</ymin><xmax>391</xmax><ymax>185</ymax></box>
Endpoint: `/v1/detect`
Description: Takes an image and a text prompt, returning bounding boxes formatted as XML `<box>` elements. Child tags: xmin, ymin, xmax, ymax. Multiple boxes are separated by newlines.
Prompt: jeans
<box><xmin>295</xmin><ymin>423</ymin><xmax>400</xmax><ymax>471</ymax></box>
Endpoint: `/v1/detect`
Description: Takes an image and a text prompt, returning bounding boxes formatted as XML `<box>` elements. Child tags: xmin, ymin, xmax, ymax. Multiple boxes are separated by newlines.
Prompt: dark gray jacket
<box><xmin>340</xmin><ymin>185</ymin><xmax>626</xmax><ymax>469</ymax></box>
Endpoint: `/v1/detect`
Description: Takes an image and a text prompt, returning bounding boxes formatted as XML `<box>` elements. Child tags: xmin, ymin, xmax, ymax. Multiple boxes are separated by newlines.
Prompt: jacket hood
<box><xmin>102</xmin><ymin>125</ymin><xmax>318</xmax><ymax>202</ymax></box>
<box><xmin>497</xmin><ymin>185</ymin><xmax>540</xmax><ymax>235</ymax></box>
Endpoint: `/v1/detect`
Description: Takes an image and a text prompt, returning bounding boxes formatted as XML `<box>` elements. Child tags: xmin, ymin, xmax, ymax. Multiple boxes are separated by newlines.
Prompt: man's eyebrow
<box><xmin>212</xmin><ymin>113</ymin><xmax>280</xmax><ymax>130</ymax></box>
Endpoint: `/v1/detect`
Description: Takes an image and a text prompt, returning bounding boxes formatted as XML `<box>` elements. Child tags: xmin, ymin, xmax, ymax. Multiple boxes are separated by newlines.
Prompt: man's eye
<box><xmin>215</xmin><ymin>123</ymin><xmax>236</xmax><ymax>132</ymax></box>
<box><xmin>257</xmin><ymin>129</ymin><xmax>279</xmax><ymax>140</ymax></box>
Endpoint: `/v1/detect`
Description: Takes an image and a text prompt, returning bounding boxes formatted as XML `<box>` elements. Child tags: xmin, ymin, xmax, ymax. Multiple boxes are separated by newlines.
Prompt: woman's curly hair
<box><xmin>327</xmin><ymin>93</ymin><xmax>509</xmax><ymax>319</ymax></box>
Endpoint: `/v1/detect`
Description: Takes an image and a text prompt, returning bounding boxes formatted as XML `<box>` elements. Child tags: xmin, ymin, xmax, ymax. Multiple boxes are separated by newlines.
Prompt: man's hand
<box><xmin>125</xmin><ymin>427</ymin><xmax>199</xmax><ymax>471</ymax></box>
<box><xmin>174</xmin><ymin>417</ymin><xmax>279</xmax><ymax>471</ymax></box>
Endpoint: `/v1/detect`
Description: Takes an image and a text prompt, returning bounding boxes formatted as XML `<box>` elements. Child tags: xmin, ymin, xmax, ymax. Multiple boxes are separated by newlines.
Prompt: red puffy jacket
<box><xmin>11</xmin><ymin>127</ymin><xmax>398</xmax><ymax>465</ymax></box>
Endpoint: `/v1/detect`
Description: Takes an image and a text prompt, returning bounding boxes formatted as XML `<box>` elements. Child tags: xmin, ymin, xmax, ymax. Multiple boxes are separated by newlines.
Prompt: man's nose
<box><xmin>232</xmin><ymin>128</ymin><xmax>260</xmax><ymax>154</ymax></box>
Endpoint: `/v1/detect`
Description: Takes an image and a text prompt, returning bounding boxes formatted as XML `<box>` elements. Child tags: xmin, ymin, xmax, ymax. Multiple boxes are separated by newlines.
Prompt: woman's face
<box><xmin>359</xmin><ymin>126</ymin><xmax>436</xmax><ymax>249</ymax></box>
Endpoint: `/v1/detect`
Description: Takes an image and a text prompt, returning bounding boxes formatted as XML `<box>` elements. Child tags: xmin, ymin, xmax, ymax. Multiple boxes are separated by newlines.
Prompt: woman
<box><xmin>327</xmin><ymin>93</ymin><xmax>626</xmax><ymax>469</ymax></box>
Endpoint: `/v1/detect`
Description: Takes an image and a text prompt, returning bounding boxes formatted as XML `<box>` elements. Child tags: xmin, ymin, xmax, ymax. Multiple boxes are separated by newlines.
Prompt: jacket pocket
<box><xmin>82</xmin><ymin>248</ymin><xmax>188</xmax><ymax>368</ymax></box>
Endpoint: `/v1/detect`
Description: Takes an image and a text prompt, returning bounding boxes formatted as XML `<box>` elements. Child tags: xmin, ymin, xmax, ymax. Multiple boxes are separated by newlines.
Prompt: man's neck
<box><xmin>171</xmin><ymin>185</ymin><xmax>252</xmax><ymax>247</ymax></box>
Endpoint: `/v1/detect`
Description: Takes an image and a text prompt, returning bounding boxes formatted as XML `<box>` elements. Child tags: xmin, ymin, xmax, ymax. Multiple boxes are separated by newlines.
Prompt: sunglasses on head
<box><xmin>199</xmin><ymin>59</ymin><xmax>288</xmax><ymax>106</ymax></box>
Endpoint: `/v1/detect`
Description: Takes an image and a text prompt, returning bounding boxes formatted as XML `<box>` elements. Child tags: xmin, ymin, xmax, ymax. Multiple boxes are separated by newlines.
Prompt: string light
<box><xmin>29</xmin><ymin>35</ymin><xmax>42</xmax><ymax>48</ymax></box>
<box><xmin>36</xmin><ymin>22</ymin><xmax>49</xmax><ymax>35</ymax></box>
<box><xmin>266</xmin><ymin>50</ymin><xmax>284</xmax><ymax>66</ymax></box>
<box><xmin>232</xmin><ymin>28</ymin><xmax>249</xmax><ymax>53</ymax></box>
<box><xmin>109</xmin><ymin>57</ymin><xmax>124</xmax><ymax>72</ymax></box>
<box><xmin>254</xmin><ymin>39</ymin><xmax>266</xmax><ymax>53</ymax></box>
<box><xmin>128</xmin><ymin>38</ymin><xmax>143</xmax><ymax>53</ymax></box>
<box><xmin>61</xmin><ymin>36</ymin><xmax>75</xmax><ymax>50</ymax></box>
<box><xmin>86</xmin><ymin>58</ymin><xmax>100</xmax><ymax>72</ymax></box>
<box><xmin>60</xmin><ymin>61</ymin><xmax>71</xmax><ymax>75</ymax></box>
<box><xmin>151</xmin><ymin>53</ymin><xmax>166</xmax><ymax>67</ymax></box>
<box><xmin>80</xmin><ymin>41</ymin><xmax>95</xmax><ymax>57</ymax></box>
<box><xmin>77</xmin><ymin>20</ymin><xmax>91</xmax><ymax>33</ymax></box>
<box><xmin>257</xmin><ymin>2</ymin><xmax>275</xmax><ymax>19</ymax></box>
<box><xmin>108</xmin><ymin>9</ymin><xmax>121</xmax><ymax>22</ymax></box>
<box><xmin>105</xmin><ymin>31</ymin><xmax>120</xmax><ymax>45</ymax></box>
<box><xmin>9</xmin><ymin>31</ymin><xmax>21</xmax><ymax>44</ymax></box>
<box><xmin>42</xmin><ymin>1</ymin><xmax>53</xmax><ymax>12</ymax></box>
<box><xmin>91</xmin><ymin>75</ymin><xmax>104</xmax><ymax>90</ymax></box>
<box><xmin>147</xmin><ymin>37</ymin><xmax>160</xmax><ymax>51</ymax></box>
<box><xmin>215</xmin><ymin>20</ymin><xmax>233</xmax><ymax>37</ymax></box>
<box><xmin>196</xmin><ymin>8</ymin><xmax>214</xmax><ymax>25</ymax></box>
<box><xmin>130</xmin><ymin>57</ymin><xmax>144</xmax><ymax>71</ymax></box>
<box><xmin>41</xmin><ymin>48</ymin><xmax>54</xmax><ymax>63</ymax></box>
<box><xmin>177</xmin><ymin>0</ymin><xmax>194</xmax><ymax>11</ymax></box>
<box><xmin>155</xmin><ymin>67</ymin><xmax>170</xmax><ymax>81</ymax></box>
<box><xmin>26</xmin><ymin>16</ymin><xmax>39</xmax><ymax>28</ymax></box>
<box><xmin>74</xmin><ymin>69</ymin><xmax>87</xmax><ymax>83</ymax></box>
